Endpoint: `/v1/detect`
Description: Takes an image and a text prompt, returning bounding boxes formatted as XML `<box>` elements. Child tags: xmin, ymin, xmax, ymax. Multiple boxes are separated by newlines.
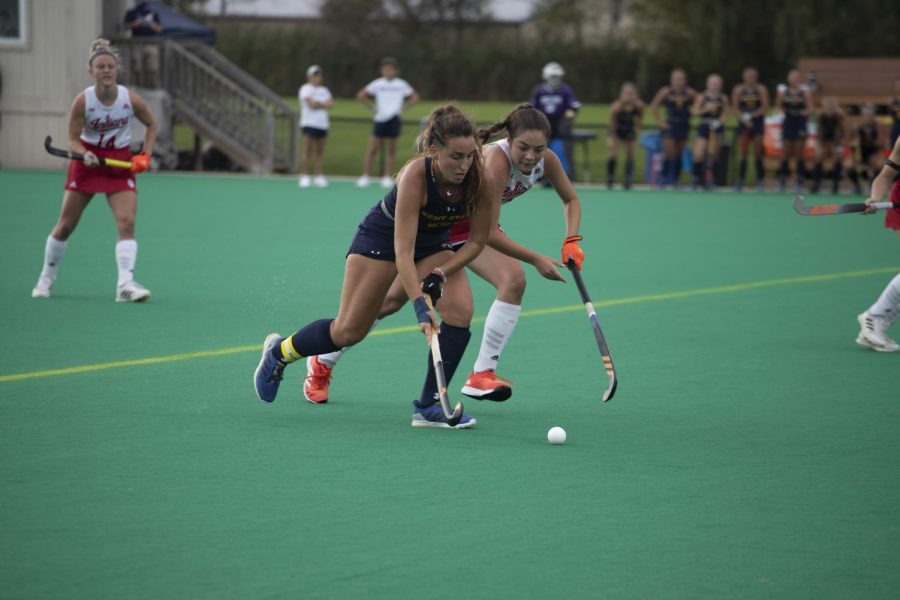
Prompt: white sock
<box><xmin>39</xmin><ymin>236</ymin><xmax>68</xmax><ymax>281</ymax></box>
<box><xmin>869</xmin><ymin>274</ymin><xmax>900</xmax><ymax>323</ymax></box>
<box><xmin>473</xmin><ymin>300</ymin><xmax>521</xmax><ymax>373</ymax></box>
<box><xmin>317</xmin><ymin>318</ymin><xmax>380</xmax><ymax>367</ymax></box>
<box><xmin>115</xmin><ymin>239</ymin><xmax>138</xmax><ymax>287</ymax></box>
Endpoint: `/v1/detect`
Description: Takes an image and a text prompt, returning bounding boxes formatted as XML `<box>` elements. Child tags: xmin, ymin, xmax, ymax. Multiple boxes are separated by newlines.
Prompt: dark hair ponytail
<box><xmin>477</xmin><ymin>103</ymin><xmax>551</xmax><ymax>144</ymax></box>
<box><xmin>410</xmin><ymin>104</ymin><xmax>487</xmax><ymax>217</ymax></box>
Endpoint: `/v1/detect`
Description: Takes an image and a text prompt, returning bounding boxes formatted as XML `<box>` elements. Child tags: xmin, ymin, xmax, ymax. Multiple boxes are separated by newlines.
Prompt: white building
<box><xmin>0</xmin><ymin>0</ymin><xmax>125</xmax><ymax>169</ymax></box>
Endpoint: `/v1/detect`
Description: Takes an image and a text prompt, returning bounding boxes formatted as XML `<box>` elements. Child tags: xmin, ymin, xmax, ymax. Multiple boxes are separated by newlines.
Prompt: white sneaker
<box><xmin>116</xmin><ymin>280</ymin><xmax>151</xmax><ymax>303</ymax></box>
<box><xmin>32</xmin><ymin>277</ymin><xmax>53</xmax><ymax>298</ymax></box>
<box><xmin>356</xmin><ymin>175</ymin><xmax>370</xmax><ymax>188</ymax></box>
<box><xmin>856</xmin><ymin>311</ymin><xmax>900</xmax><ymax>352</ymax></box>
<box><xmin>380</xmin><ymin>175</ymin><xmax>394</xmax><ymax>188</ymax></box>
<box><xmin>298</xmin><ymin>175</ymin><xmax>311</xmax><ymax>188</ymax></box>
<box><xmin>313</xmin><ymin>175</ymin><xmax>328</xmax><ymax>188</ymax></box>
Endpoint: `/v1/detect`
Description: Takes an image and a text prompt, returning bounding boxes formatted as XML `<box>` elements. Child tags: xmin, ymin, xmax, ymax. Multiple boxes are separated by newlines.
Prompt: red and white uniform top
<box><xmin>81</xmin><ymin>85</ymin><xmax>133</xmax><ymax>149</ymax></box>
<box><xmin>448</xmin><ymin>139</ymin><xmax>546</xmax><ymax>245</ymax></box>
<box><xmin>493</xmin><ymin>138</ymin><xmax>545</xmax><ymax>204</ymax></box>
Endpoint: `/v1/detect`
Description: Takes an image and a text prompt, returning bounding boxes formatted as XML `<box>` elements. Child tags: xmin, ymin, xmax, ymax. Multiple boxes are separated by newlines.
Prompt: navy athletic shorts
<box><xmin>782</xmin><ymin>116</ymin><xmax>807</xmax><ymax>141</ymax></box>
<box><xmin>346</xmin><ymin>203</ymin><xmax>452</xmax><ymax>262</ymax></box>
<box><xmin>302</xmin><ymin>126</ymin><xmax>328</xmax><ymax>139</ymax></box>
<box><xmin>664</xmin><ymin>121</ymin><xmax>690</xmax><ymax>141</ymax></box>
<box><xmin>373</xmin><ymin>116</ymin><xmax>402</xmax><ymax>139</ymax></box>
<box><xmin>737</xmin><ymin>115</ymin><xmax>764</xmax><ymax>137</ymax></box>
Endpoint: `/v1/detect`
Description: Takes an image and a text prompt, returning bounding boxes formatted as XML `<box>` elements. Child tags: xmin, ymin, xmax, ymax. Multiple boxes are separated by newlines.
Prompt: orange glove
<box><xmin>562</xmin><ymin>235</ymin><xmax>584</xmax><ymax>270</ymax></box>
<box><xmin>131</xmin><ymin>152</ymin><xmax>151</xmax><ymax>174</ymax></box>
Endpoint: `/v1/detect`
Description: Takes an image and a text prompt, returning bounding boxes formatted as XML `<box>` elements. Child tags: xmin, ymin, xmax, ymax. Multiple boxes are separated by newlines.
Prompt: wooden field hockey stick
<box><xmin>424</xmin><ymin>297</ymin><xmax>464</xmax><ymax>426</ymax></box>
<box><xmin>793</xmin><ymin>194</ymin><xmax>899</xmax><ymax>216</ymax></box>
<box><xmin>44</xmin><ymin>136</ymin><xmax>133</xmax><ymax>170</ymax></box>
<box><xmin>567</xmin><ymin>260</ymin><xmax>618</xmax><ymax>402</ymax></box>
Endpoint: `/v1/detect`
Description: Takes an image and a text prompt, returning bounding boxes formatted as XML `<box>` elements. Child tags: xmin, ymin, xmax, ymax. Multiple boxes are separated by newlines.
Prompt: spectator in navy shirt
<box><xmin>529</xmin><ymin>62</ymin><xmax>580</xmax><ymax>176</ymax></box>
<box><xmin>124</xmin><ymin>1</ymin><xmax>162</xmax><ymax>87</ymax></box>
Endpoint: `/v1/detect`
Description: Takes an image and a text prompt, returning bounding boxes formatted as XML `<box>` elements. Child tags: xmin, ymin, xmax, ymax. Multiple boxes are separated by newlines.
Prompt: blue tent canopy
<box><xmin>147</xmin><ymin>1</ymin><xmax>215</xmax><ymax>45</ymax></box>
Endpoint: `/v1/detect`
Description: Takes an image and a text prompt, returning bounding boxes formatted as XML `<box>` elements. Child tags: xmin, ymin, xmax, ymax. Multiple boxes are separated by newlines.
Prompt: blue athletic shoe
<box><xmin>254</xmin><ymin>333</ymin><xmax>286</xmax><ymax>403</ymax></box>
<box><xmin>411</xmin><ymin>401</ymin><xmax>476</xmax><ymax>429</ymax></box>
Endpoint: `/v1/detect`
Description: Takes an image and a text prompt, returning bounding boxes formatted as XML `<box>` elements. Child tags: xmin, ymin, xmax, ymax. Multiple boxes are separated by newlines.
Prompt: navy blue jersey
<box><xmin>817</xmin><ymin>113</ymin><xmax>841</xmax><ymax>141</ymax></box>
<box><xmin>736</xmin><ymin>86</ymin><xmax>762</xmax><ymax>114</ymax></box>
<box><xmin>892</xmin><ymin>98</ymin><xmax>900</xmax><ymax>126</ymax></box>
<box><xmin>376</xmin><ymin>157</ymin><xmax>469</xmax><ymax>243</ymax></box>
<box><xmin>124</xmin><ymin>2</ymin><xmax>161</xmax><ymax>36</ymax></box>
<box><xmin>664</xmin><ymin>87</ymin><xmax>692</xmax><ymax>125</ymax></box>
<box><xmin>699</xmin><ymin>92</ymin><xmax>725</xmax><ymax>122</ymax></box>
<box><xmin>614</xmin><ymin>103</ymin><xmax>642</xmax><ymax>131</ymax></box>
<box><xmin>857</xmin><ymin>123</ymin><xmax>879</xmax><ymax>151</ymax></box>
<box><xmin>781</xmin><ymin>88</ymin><xmax>807</xmax><ymax>118</ymax></box>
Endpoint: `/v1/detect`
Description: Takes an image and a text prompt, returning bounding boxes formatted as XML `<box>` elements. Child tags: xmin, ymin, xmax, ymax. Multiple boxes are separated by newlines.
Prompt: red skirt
<box><xmin>64</xmin><ymin>142</ymin><xmax>136</xmax><ymax>194</ymax></box>
<box><xmin>887</xmin><ymin>180</ymin><xmax>900</xmax><ymax>230</ymax></box>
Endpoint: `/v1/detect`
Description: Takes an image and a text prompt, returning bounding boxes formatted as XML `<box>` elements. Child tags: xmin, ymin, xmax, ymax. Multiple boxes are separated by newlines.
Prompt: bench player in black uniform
<box><xmin>811</xmin><ymin>96</ymin><xmax>847</xmax><ymax>195</ymax></box>
<box><xmin>731</xmin><ymin>67</ymin><xmax>770</xmax><ymax>191</ymax></box>
<box><xmin>852</xmin><ymin>103</ymin><xmax>883</xmax><ymax>194</ymax></box>
<box><xmin>690</xmin><ymin>74</ymin><xmax>731</xmax><ymax>190</ymax></box>
<box><xmin>775</xmin><ymin>69</ymin><xmax>814</xmax><ymax>192</ymax></box>
<box><xmin>607</xmin><ymin>82</ymin><xmax>644</xmax><ymax>190</ymax></box>
<box><xmin>650</xmin><ymin>68</ymin><xmax>697</xmax><ymax>188</ymax></box>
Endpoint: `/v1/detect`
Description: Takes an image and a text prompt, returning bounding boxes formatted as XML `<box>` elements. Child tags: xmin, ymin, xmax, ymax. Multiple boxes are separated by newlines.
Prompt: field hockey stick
<box><xmin>424</xmin><ymin>297</ymin><xmax>464</xmax><ymax>426</ymax></box>
<box><xmin>567</xmin><ymin>260</ymin><xmax>618</xmax><ymax>402</ymax></box>
<box><xmin>793</xmin><ymin>194</ymin><xmax>898</xmax><ymax>215</ymax></box>
<box><xmin>44</xmin><ymin>136</ymin><xmax>133</xmax><ymax>170</ymax></box>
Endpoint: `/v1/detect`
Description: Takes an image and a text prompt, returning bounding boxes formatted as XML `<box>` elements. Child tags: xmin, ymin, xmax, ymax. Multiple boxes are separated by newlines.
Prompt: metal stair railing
<box><xmin>163</xmin><ymin>39</ymin><xmax>275</xmax><ymax>173</ymax></box>
<box><xmin>184</xmin><ymin>42</ymin><xmax>298</xmax><ymax>173</ymax></box>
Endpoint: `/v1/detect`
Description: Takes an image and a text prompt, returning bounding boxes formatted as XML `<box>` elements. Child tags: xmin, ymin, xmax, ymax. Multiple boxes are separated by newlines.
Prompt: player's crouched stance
<box><xmin>254</xmin><ymin>104</ymin><xmax>499</xmax><ymax>427</ymax></box>
<box><xmin>32</xmin><ymin>39</ymin><xmax>155</xmax><ymax>302</ymax></box>
<box><xmin>856</xmin><ymin>136</ymin><xmax>900</xmax><ymax>352</ymax></box>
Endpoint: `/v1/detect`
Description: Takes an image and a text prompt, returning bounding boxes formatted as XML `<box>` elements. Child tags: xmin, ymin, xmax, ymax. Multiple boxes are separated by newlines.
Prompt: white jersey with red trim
<box><xmin>81</xmin><ymin>85</ymin><xmax>133</xmax><ymax>149</ymax></box>
<box><xmin>492</xmin><ymin>138</ymin><xmax>545</xmax><ymax>204</ymax></box>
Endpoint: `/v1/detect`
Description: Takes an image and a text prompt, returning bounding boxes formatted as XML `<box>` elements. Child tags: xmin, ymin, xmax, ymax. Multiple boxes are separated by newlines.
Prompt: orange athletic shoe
<box><xmin>460</xmin><ymin>369</ymin><xmax>512</xmax><ymax>402</ymax></box>
<box><xmin>303</xmin><ymin>355</ymin><xmax>333</xmax><ymax>404</ymax></box>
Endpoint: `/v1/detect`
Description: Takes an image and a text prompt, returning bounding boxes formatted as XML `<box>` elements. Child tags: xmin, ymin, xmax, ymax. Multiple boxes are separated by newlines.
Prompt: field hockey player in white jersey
<box><xmin>31</xmin><ymin>39</ymin><xmax>157</xmax><ymax>302</ymax></box>
<box><xmin>304</xmin><ymin>104</ymin><xmax>583</xmax><ymax>405</ymax></box>
<box><xmin>297</xmin><ymin>64</ymin><xmax>333</xmax><ymax>188</ymax></box>
<box><xmin>355</xmin><ymin>57</ymin><xmax>419</xmax><ymax>189</ymax></box>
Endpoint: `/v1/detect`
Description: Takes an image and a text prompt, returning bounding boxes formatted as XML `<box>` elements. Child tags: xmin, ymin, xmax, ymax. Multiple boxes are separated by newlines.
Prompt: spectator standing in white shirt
<box><xmin>298</xmin><ymin>65</ymin><xmax>334</xmax><ymax>188</ymax></box>
<box><xmin>355</xmin><ymin>57</ymin><xmax>419</xmax><ymax>188</ymax></box>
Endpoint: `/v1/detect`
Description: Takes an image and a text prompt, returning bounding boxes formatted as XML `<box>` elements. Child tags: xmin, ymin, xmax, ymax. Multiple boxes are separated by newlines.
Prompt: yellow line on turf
<box><xmin>1</xmin><ymin>266</ymin><xmax>896</xmax><ymax>384</ymax></box>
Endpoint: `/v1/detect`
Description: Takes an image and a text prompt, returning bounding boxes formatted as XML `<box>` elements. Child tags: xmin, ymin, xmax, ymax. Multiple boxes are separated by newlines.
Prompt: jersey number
<box><xmin>97</xmin><ymin>134</ymin><xmax>117</xmax><ymax>149</ymax></box>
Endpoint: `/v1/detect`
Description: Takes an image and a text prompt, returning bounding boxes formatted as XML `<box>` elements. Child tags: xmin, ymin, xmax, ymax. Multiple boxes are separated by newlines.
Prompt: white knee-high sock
<box><xmin>473</xmin><ymin>299</ymin><xmax>521</xmax><ymax>373</ymax></box>
<box><xmin>869</xmin><ymin>273</ymin><xmax>900</xmax><ymax>322</ymax></box>
<box><xmin>40</xmin><ymin>236</ymin><xmax>68</xmax><ymax>281</ymax></box>
<box><xmin>115</xmin><ymin>239</ymin><xmax>138</xmax><ymax>287</ymax></box>
<box><xmin>317</xmin><ymin>319</ymin><xmax>380</xmax><ymax>367</ymax></box>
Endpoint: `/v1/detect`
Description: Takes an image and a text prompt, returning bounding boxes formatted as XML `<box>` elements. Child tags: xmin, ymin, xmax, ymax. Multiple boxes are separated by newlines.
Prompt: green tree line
<box><xmin>189</xmin><ymin>0</ymin><xmax>900</xmax><ymax>104</ymax></box>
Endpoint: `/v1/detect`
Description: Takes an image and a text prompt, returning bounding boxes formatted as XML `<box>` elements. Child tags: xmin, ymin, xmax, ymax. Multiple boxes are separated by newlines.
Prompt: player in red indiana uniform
<box><xmin>32</xmin><ymin>38</ymin><xmax>157</xmax><ymax>302</ymax></box>
<box><xmin>856</xmin><ymin>135</ymin><xmax>900</xmax><ymax>351</ymax></box>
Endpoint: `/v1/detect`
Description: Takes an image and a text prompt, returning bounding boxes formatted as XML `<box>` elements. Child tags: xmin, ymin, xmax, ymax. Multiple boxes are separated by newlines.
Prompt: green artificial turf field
<box><xmin>1</xmin><ymin>169</ymin><xmax>897</xmax><ymax>599</ymax></box>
